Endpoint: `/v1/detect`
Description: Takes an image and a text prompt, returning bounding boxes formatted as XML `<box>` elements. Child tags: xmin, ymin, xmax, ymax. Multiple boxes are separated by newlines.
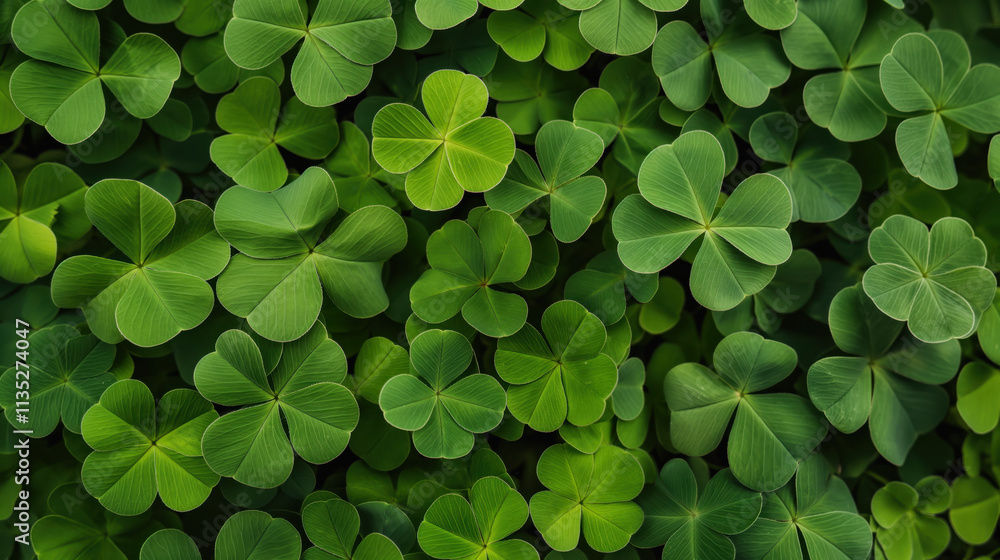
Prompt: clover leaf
<box><xmin>214</xmin><ymin>167</ymin><xmax>407</xmax><ymax>342</ymax></box>
<box><xmin>0</xmin><ymin>161</ymin><xmax>89</xmax><ymax>283</ymax></box>
<box><xmin>487</xmin><ymin>56</ymin><xmax>587</xmax><ymax>136</ymax></box>
<box><xmin>0</xmin><ymin>47</ymin><xmax>24</xmax><ymax>134</ymax></box>
<box><xmin>632</xmin><ymin>459</ymin><xmax>761</xmax><ymax>560</ymax></box>
<box><xmin>862</xmin><ymin>215</ymin><xmax>997</xmax><ymax>343</ymax></box>
<box><xmin>216</xmin><ymin>510</ymin><xmax>302</xmax><ymax>560</ymax></box>
<box><xmin>651</xmin><ymin>2</ymin><xmax>790</xmax><ymax>110</ymax></box>
<box><xmin>573</xmin><ymin>56</ymin><xmax>676</xmax><ymax>173</ymax></box>
<box><xmin>745</xmin><ymin>0</ymin><xmax>796</xmax><ymax>30</ymax></box>
<box><xmin>529</xmin><ymin>443</ymin><xmax>643</xmax><ymax>553</ymax></box>
<box><xmin>665</xmin><ymin>331</ymin><xmax>826</xmax><ymax>491</ymax></box>
<box><xmin>303</xmin><ymin>498</ymin><xmax>405</xmax><ymax>560</ymax></box>
<box><xmin>485</xmin><ymin>120</ymin><xmax>606</xmax><ymax>242</ymax></box>
<box><xmin>871</xmin><ymin>479</ymin><xmax>951</xmax><ymax>559</ymax></box>
<box><xmin>324</xmin><ymin>122</ymin><xmax>400</xmax><ymax>213</ymax></box>
<box><xmin>194</xmin><ymin>324</ymin><xmax>359</xmax><ymax>488</ymax></box>
<box><xmin>748</xmin><ymin>112</ymin><xmax>862</xmax><ymax>223</ymax></box>
<box><xmin>372</xmin><ymin>69</ymin><xmax>516</xmax><ymax>211</ymax></box>
<box><xmin>416</xmin><ymin>0</ymin><xmax>523</xmax><ymax>30</ymax></box>
<box><xmin>0</xmin><ymin>324</ymin><xmax>118</xmax><ymax>437</ymax></box>
<box><xmin>10</xmin><ymin>0</ymin><xmax>180</xmax><ymax>144</ymax></box>
<box><xmin>487</xmin><ymin>0</ymin><xmax>593</xmax><ymax>70</ymax></box>
<box><xmin>140</xmin><ymin>529</ymin><xmax>199</xmax><ymax>560</ymax></box>
<box><xmin>613</xmin><ymin>130</ymin><xmax>793</xmax><ymax>311</ymax></box>
<box><xmin>210</xmin><ymin>77</ymin><xmax>339</xmax><ymax>191</ymax></box>
<box><xmin>783</xmin><ymin>0</ymin><xmax>921</xmax><ymax>141</ymax></box>
<box><xmin>32</xmin><ymin>483</ymin><xmax>163</xmax><ymax>560</ymax></box>
<box><xmin>417</xmin><ymin>476</ymin><xmax>537</xmax><ymax>560</ymax></box>
<box><xmin>223</xmin><ymin>0</ymin><xmax>395</xmax><ymax>107</ymax></box>
<box><xmin>559</xmin><ymin>0</ymin><xmax>687</xmax><ymax>56</ymax></box>
<box><xmin>379</xmin><ymin>329</ymin><xmax>505</xmax><ymax>459</ymax></box>
<box><xmin>50</xmin><ymin>179</ymin><xmax>230</xmax><ymax>347</ymax></box>
<box><xmin>409</xmin><ymin>209</ymin><xmax>531</xmax><ymax>337</ymax></box>
<box><xmin>949</xmin><ymin>476</ymin><xmax>1000</xmax><ymax>546</ymax></box>
<box><xmin>495</xmin><ymin>300</ymin><xmax>617</xmax><ymax>432</ymax></box>
<box><xmin>733</xmin><ymin>454</ymin><xmax>872</xmax><ymax>560</ymax></box>
<box><xmin>80</xmin><ymin>379</ymin><xmax>219</xmax><ymax>515</ymax></box>
<box><xmin>808</xmin><ymin>284</ymin><xmax>961</xmax><ymax>465</ymax></box>
<box><xmin>880</xmin><ymin>31</ymin><xmax>1000</xmax><ymax>189</ymax></box>
<box><xmin>956</xmin><ymin>361</ymin><xmax>1000</xmax><ymax>434</ymax></box>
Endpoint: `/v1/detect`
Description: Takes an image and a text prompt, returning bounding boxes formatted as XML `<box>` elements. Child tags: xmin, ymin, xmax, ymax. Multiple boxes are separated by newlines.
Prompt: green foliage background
<box><xmin>1</xmin><ymin>0</ymin><xmax>1000</xmax><ymax>558</ymax></box>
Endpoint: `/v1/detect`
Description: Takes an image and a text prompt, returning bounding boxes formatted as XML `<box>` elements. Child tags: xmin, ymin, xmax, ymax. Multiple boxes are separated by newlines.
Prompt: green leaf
<box><xmin>373</xmin><ymin>70</ymin><xmax>515</xmax><ymax>210</ymax></box>
<box><xmin>217</xmin><ymin>510</ymin><xmax>301</xmax><ymax>560</ymax></box>
<box><xmin>496</xmin><ymin>300</ymin><xmax>617</xmax><ymax>432</ymax></box>
<box><xmin>215</xmin><ymin>168</ymin><xmax>407</xmax><ymax>341</ymax></box>
<box><xmin>80</xmin><ymin>379</ymin><xmax>219</xmax><ymax>515</ymax></box>
<box><xmin>530</xmin><ymin>444</ymin><xmax>644</xmax><ymax>552</ymax></box>
<box><xmin>863</xmin><ymin>215</ymin><xmax>997</xmax><ymax>343</ymax></box>
<box><xmin>224</xmin><ymin>0</ymin><xmax>394</xmax><ymax>106</ymax></box>
<box><xmin>50</xmin><ymin>180</ymin><xmax>229</xmax><ymax>346</ymax></box>
<box><xmin>379</xmin><ymin>329</ymin><xmax>505</xmax><ymax>459</ymax></box>
<box><xmin>195</xmin><ymin>324</ymin><xmax>358</xmax><ymax>488</ymax></box>
<box><xmin>410</xmin><ymin>210</ymin><xmax>530</xmax><ymax>337</ymax></box>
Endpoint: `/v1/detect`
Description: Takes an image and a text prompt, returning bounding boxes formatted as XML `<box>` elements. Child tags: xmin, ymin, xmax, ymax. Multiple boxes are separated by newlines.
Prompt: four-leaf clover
<box><xmin>529</xmin><ymin>443</ymin><xmax>644</xmax><ymax>553</ymax></box>
<box><xmin>862</xmin><ymin>215</ymin><xmax>997</xmax><ymax>343</ymax></box>
<box><xmin>372</xmin><ymin>70</ymin><xmax>516</xmax><ymax>211</ymax></box>
<box><xmin>417</xmin><ymin>476</ymin><xmax>538</xmax><ymax>560</ymax></box>
<box><xmin>379</xmin><ymin>329</ymin><xmax>505</xmax><ymax>459</ymax></box>
<box><xmin>80</xmin><ymin>379</ymin><xmax>220</xmax><ymax>515</ymax></box>
<box><xmin>194</xmin><ymin>324</ymin><xmax>360</xmax><ymax>488</ymax></box>
<box><xmin>495</xmin><ymin>300</ymin><xmax>617</xmax><ymax>432</ymax></box>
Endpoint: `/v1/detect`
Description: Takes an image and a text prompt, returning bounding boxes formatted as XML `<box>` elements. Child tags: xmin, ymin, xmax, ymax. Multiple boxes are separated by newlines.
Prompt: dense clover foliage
<box><xmin>3</xmin><ymin>0</ymin><xmax>1000</xmax><ymax>559</ymax></box>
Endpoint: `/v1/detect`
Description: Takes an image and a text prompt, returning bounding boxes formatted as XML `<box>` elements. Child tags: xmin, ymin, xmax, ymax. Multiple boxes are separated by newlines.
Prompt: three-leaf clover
<box><xmin>80</xmin><ymin>379</ymin><xmax>220</xmax><ymax>515</ymax></box>
<box><xmin>0</xmin><ymin>161</ymin><xmax>89</xmax><ymax>283</ymax></box>
<box><xmin>612</xmin><ymin>130</ymin><xmax>793</xmax><ymax>311</ymax></box>
<box><xmin>783</xmin><ymin>0</ymin><xmax>922</xmax><ymax>141</ymax></box>
<box><xmin>572</xmin><ymin>56</ymin><xmax>676</xmax><ymax>173</ymax></box>
<box><xmin>495</xmin><ymin>300</ymin><xmax>617</xmax><ymax>433</ymax></box>
<box><xmin>324</xmin><ymin>122</ymin><xmax>400</xmax><ymax>213</ymax></box>
<box><xmin>417</xmin><ymin>476</ymin><xmax>538</xmax><ymax>560</ymax></box>
<box><xmin>862</xmin><ymin>215</ymin><xmax>997</xmax><ymax>343</ymax></box>
<box><xmin>486</xmin><ymin>0</ymin><xmax>593</xmax><ymax>71</ymax></box>
<box><xmin>210</xmin><ymin>77</ymin><xmax>340</xmax><ymax>191</ymax></box>
<box><xmin>880</xmin><ymin>31</ymin><xmax>1000</xmax><ymax>189</ymax></box>
<box><xmin>0</xmin><ymin>324</ymin><xmax>118</xmax><ymax>437</ymax></box>
<box><xmin>372</xmin><ymin>69</ymin><xmax>516</xmax><ymax>211</ymax></box>
<box><xmin>216</xmin><ymin>510</ymin><xmax>302</xmax><ymax>560</ymax></box>
<box><xmin>651</xmin><ymin>1</ymin><xmax>790</xmax><ymax>110</ymax></box>
<box><xmin>214</xmin><ymin>166</ymin><xmax>407</xmax><ymax>342</ymax></box>
<box><xmin>51</xmin><ymin>179</ymin><xmax>230</xmax><ymax>347</ymax></box>
<box><xmin>808</xmin><ymin>285</ymin><xmax>960</xmax><ymax>465</ymax></box>
<box><xmin>303</xmin><ymin>498</ymin><xmax>404</xmax><ymax>560</ymax></box>
<box><xmin>632</xmin><ymin>459</ymin><xmax>762</xmax><ymax>560</ymax></box>
<box><xmin>195</xmin><ymin>324</ymin><xmax>359</xmax><ymax>488</ymax></box>
<box><xmin>485</xmin><ymin>120</ymin><xmax>606</xmax><ymax>243</ymax></box>
<box><xmin>379</xmin><ymin>329</ymin><xmax>505</xmax><ymax>459</ymax></box>
<box><xmin>665</xmin><ymin>331</ymin><xmax>826</xmax><ymax>491</ymax></box>
<box><xmin>223</xmin><ymin>0</ymin><xmax>396</xmax><ymax>107</ymax></box>
<box><xmin>871</xmin><ymin>479</ymin><xmax>951</xmax><ymax>560</ymax></box>
<box><xmin>733</xmin><ymin>454</ymin><xmax>873</xmax><ymax>560</ymax></box>
<box><xmin>529</xmin><ymin>443</ymin><xmax>643</xmax><ymax>553</ymax></box>
<box><xmin>32</xmin><ymin>483</ymin><xmax>164</xmax><ymax>560</ymax></box>
<box><xmin>409</xmin><ymin>210</ymin><xmax>531</xmax><ymax>337</ymax></box>
<box><xmin>748</xmin><ymin>112</ymin><xmax>862</xmax><ymax>223</ymax></box>
<box><xmin>10</xmin><ymin>0</ymin><xmax>180</xmax><ymax>144</ymax></box>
